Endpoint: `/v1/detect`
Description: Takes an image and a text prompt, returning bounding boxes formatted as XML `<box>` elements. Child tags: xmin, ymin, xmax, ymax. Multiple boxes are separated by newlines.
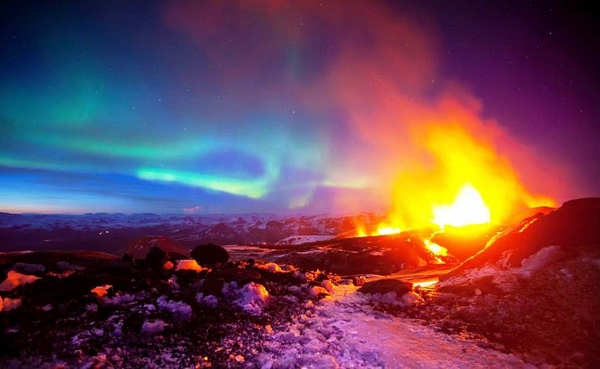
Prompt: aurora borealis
<box><xmin>1</xmin><ymin>1</ymin><xmax>598</xmax><ymax>214</ymax></box>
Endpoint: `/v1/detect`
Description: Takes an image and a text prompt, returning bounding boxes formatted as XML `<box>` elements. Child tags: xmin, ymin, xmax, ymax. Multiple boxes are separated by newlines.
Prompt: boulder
<box><xmin>11</xmin><ymin>262</ymin><xmax>46</xmax><ymax>274</ymax></box>
<box><xmin>145</xmin><ymin>247</ymin><xmax>169</xmax><ymax>269</ymax></box>
<box><xmin>191</xmin><ymin>243</ymin><xmax>229</xmax><ymax>265</ymax></box>
<box><xmin>358</xmin><ymin>279</ymin><xmax>412</xmax><ymax>296</ymax></box>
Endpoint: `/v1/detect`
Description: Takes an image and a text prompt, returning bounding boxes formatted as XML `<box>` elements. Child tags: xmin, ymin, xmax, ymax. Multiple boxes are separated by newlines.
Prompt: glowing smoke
<box><xmin>164</xmin><ymin>0</ymin><xmax>570</xmax><ymax>216</ymax></box>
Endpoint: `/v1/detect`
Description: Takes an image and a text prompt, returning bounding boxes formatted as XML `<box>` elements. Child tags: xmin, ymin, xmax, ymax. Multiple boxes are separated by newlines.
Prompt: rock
<box><xmin>352</xmin><ymin>276</ymin><xmax>367</xmax><ymax>286</ymax></box>
<box><xmin>11</xmin><ymin>262</ymin><xmax>46</xmax><ymax>274</ymax></box>
<box><xmin>212</xmin><ymin>267</ymin><xmax>264</xmax><ymax>286</ymax></box>
<box><xmin>56</xmin><ymin>261</ymin><xmax>85</xmax><ymax>270</ymax></box>
<box><xmin>191</xmin><ymin>243</ymin><xmax>229</xmax><ymax>265</ymax></box>
<box><xmin>168</xmin><ymin>252</ymin><xmax>189</xmax><ymax>262</ymax></box>
<box><xmin>358</xmin><ymin>279</ymin><xmax>412</xmax><ymax>297</ymax></box>
<box><xmin>0</xmin><ymin>251</ymin><xmax>127</xmax><ymax>272</ymax></box>
<box><xmin>202</xmin><ymin>277</ymin><xmax>225</xmax><ymax>297</ymax></box>
<box><xmin>437</xmin><ymin>284</ymin><xmax>477</xmax><ymax>295</ymax></box>
<box><xmin>145</xmin><ymin>247</ymin><xmax>169</xmax><ymax>269</ymax></box>
<box><xmin>275</xmin><ymin>232</ymin><xmax>443</xmax><ymax>275</ymax></box>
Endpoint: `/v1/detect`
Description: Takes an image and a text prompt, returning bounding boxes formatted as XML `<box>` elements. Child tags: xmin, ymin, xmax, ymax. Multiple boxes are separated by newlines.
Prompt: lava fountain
<box><xmin>432</xmin><ymin>184</ymin><xmax>490</xmax><ymax>230</ymax></box>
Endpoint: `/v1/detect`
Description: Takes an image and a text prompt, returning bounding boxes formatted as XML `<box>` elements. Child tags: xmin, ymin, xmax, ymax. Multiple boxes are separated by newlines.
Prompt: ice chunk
<box><xmin>11</xmin><ymin>262</ymin><xmax>45</xmax><ymax>274</ymax></box>
<box><xmin>321</xmin><ymin>279</ymin><xmax>335</xmax><ymax>293</ymax></box>
<box><xmin>519</xmin><ymin>245</ymin><xmax>562</xmax><ymax>278</ymax></box>
<box><xmin>310</xmin><ymin>286</ymin><xmax>329</xmax><ymax>297</ymax></box>
<box><xmin>56</xmin><ymin>261</ymin><xmax>85</xmax><ymax>271</ymax></box>
<box><xmin>176</xmin><ymin>259</ymin><xmax>203</xmax><ymax>272</ymax></box>
<box><xmin>163</xmin><ymin>261</ymin><xmax>174</xmax><ymax>270</ymax></box>
<box><xmin>157</xmin><ymin>295</ymin><xmax>192</xmax><ymax>321</ymax></box>
<box><xmin>91</xmin><ymin>284</ymin><xmax>113</xmax><ymax>298</ymax></box>
<box><xmin>0</xmin><ymin>297</ymin><xmax>22</xmax><ymax>312</ymax></box>
<box><xmin>141</xmin><ymin>319</ymin><xmax>167</xmax><ymax>335</ymax></box>
<box><xmin>236</xmin><ymin>282</ymin><xmax>269</xmax><ymax>315</ymax></box>
<box><xmin>0</xmin><ymin>271</ymin><xmax>41</xmax><ymax>292</ymax></box>
<box><xmin>196</xmin><ymin>293</ymin><xmax>219</xmax><ymax>308</ymax></box>
<box><xmin>257</xmin><ymin>262</ymin><xmax>282</xmax><ymax>273</ymax></box>
<box><xmin>102</xmin><ymin>293</ymin><xmax>135</xmax><ymax>306</ymax></box>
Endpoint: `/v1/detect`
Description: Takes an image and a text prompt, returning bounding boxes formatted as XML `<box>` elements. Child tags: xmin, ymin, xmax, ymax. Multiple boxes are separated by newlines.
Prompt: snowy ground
<box><xmin>2</xmin><ymin>228</ymin><xmax>598</xmax><ymax>366</ymax></box>
<box><xmin>256</xmin><ymin>283</ymin><xmax>530</xmax><ymax>368</ymax></box>
<box><xmin>0</xmin><ymin>251</ymin><xmax>538</xmax><ymax>368</ymax></box>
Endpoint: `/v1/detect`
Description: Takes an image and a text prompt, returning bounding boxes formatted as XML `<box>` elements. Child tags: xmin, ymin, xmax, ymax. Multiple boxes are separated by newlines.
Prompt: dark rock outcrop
<box><xmin>0</xmin><ymin>250</ymin><xmax>128</xmax><ymax>273</ymax></box>
<box><xmin>191</xmin><ymin>243</ymin><xmax>230</xmax><ymax>265</ymax></box>
<box><xmin>273</xmin><ymin>232</ymin><xmax>456</xmax><ymax>275</ymax></box>
<box><xmin>359</xmin><ymin>279</ymin><xmax>412</xmax><ymax>296</ymax></box>
<box><xmin>145</xmin><ymin>246</ymin><xmax>169</xmax><ymax>269</ymax></box>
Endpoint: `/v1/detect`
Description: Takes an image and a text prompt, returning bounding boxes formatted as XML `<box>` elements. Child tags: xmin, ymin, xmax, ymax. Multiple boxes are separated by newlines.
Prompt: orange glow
<box><xmin>432</xmin><ymin>184</ymin><xmax>490</xmax><ymax>229</ymax></box>
<box><xmin>355</xmin><ymin>228</ymin><xmax>367</xmax><ymax>238</ymax></box>
<box><xmin>424</xmin><ymin>240</ymin><xmax>448</xmax><ymax>257</ymax></box>
<box><xmin>376</xmin><ymin>224</ymin><xmax>401</xmax><ymax>236</ymax></box>
<box><xmin>412</xmin><ymin>279</ymin><xmax>438</xmax><ymax>288</ymax></box>
<box><xmin>382</xmin><ymin>110</ymin><xmax>557</xmax><ymax>233</ymax></box>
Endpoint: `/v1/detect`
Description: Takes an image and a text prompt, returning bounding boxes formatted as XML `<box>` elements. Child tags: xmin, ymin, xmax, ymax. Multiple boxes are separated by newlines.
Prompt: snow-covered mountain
<box><xmin>0</xmin><ymin>212</ymin><xmax>386</xmax><ymax>253</ymax></box>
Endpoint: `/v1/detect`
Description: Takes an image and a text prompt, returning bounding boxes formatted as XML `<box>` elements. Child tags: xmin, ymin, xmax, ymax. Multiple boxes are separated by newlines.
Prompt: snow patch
<box><xmin>233</xmin><ymin>282</ymin><xmax>270</xmax><ymax>315</ymax></box>
<box><xmin>11</xmin><ymin>262</ymin><xmax>45</xmax><ymax>274</ymax></box>
<box><xmin>102</xmin><ymin>293</ymin><xmax>135</xmax><ymax>306</ymax></box>
<box><xmin>196</xmin><ymin>293</ymin><xmax>219</xmax><ymax>308</ymax></box>
<box><xmin>56</xmin><ymin>261</ymin><xmax>85</xmax><ymax>271</ymax></box>
<box><xmin>157</xmin><ymin>295</ymin><xmax>192</xmax><ymax>321</ymax></box>
<box><xmin>321</xmin><ymin>279</ymin><xmax>336</xmax><ymax>294</ymax></box>
<box><xmin>256</xmin><ymin>283</ymin><xmax>528</xmax><ymax>368</ymax></box>
<box><xmin>0</xmin><ymin>297</ymin><xmax>22</xmax><ymax>312</ymax></box>
<box><xmin>276</xmin><ymin>235</ymin><xmax>335</xmax><ymax>245</ymax></box>
<box><xmin>440</xmin><ymin>245</ymin><xmax>565</xmax><ymax>292</ymax></box>
<box><xmin>91</xmin><ymin>284</ymin><xmax>113</xmax><ymax>298</ymax></box>
<box><xmin>0</xmin><ymin>271</ymin><xmax>41</xmax><ymax>292</ymax></box>
<box><xmin>175</xmin><ymin>259</ymin><xmax>203</xmax><ymax>272</ymax></box>
<box><xmin>141</xmin><ymin>319</ymin><xmax>167</xmax><ymax>335</ymax></box>
<box><xmin>162</xmin><ymin>261</ymin><xmax>174</xmax><ymax>270</ymax></box>
<box><xmin>310</xmin><ymin>286</ymin><xmax>329</xmax><ymax>297</ymax></box>
<box><xmin>256</xmin><ymin>262</ymin><xmax>282</xmax><ymax>273</ymax></box>
<box><xmin>519</xmin><ymin>245</ymin><xmax>563</xmax><ymax>278</ymax></box>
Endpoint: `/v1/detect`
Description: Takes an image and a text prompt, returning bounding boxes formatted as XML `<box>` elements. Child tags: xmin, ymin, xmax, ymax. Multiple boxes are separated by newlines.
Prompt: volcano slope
<box><xmin>382</xmin><ymin>197</ymin><xmax>600</xmax><ymax>367</ymax></box>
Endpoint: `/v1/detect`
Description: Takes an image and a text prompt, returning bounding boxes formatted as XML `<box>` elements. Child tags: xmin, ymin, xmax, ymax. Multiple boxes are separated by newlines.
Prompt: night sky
<box><xmin>1</xmin><ymin>1</ymin><xmax>598</xmax><ymax>215</ymax></box>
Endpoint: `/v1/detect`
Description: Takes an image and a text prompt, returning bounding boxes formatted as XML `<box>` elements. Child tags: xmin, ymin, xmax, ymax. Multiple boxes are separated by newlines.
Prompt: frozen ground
<box><xmin>257</xmin><ymin>283</ymin><xmax>529</xmax><ymax>368</ymax></box>
<box><xmin>0</xmin><ymin>251</ymin><xmax>540</xmax><ymax>368</ymax></box>
<box><xmin>2</xmin><ymin>198</ymin><xmax>599</xmax><ymax>367</ymax></box>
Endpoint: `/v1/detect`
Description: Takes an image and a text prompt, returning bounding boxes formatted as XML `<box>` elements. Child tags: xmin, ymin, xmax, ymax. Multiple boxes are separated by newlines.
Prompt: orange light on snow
<box><xmin>432</xmin><ymin>184</ymin><xmax>490</xmax><ymax>230</ymax></box>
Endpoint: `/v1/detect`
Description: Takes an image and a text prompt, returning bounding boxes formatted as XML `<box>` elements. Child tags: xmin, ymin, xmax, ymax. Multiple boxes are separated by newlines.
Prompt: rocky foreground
<box><xmin>0</xmin><ymin>198</ymin><xmax>599</xmax><ymax>368</ymax></box>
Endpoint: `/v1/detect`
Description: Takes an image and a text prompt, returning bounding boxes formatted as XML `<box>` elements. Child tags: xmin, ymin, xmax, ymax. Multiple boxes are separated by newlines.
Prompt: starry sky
<box><xmin>1</xmin><ymin>0</ymin><xmax>598</xmax><ymax>214</ymax></box>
